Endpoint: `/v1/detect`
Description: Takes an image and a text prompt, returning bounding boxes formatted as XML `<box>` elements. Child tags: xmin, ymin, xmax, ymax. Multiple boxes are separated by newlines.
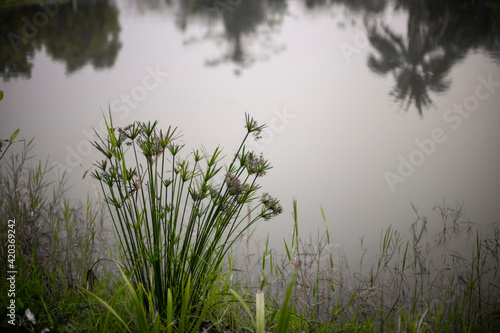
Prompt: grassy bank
<box><xmin>1</xmin><ymin>120</ymin><xmax>499</xmax><ymax>332</ymax></box>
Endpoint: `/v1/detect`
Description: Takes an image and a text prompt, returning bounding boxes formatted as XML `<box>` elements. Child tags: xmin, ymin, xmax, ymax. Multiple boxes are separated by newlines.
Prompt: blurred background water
<box><xmin>1</xmin><ymin>0</ymin><xmax>499</xmax><ymax>265</ymax></box>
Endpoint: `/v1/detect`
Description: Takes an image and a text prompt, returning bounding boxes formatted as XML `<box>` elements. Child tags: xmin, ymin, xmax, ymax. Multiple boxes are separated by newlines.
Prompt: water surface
<box><xmin>1</xmin><ymin>0</ymin><xmax>499</xmax><ymax>262</ymax></box>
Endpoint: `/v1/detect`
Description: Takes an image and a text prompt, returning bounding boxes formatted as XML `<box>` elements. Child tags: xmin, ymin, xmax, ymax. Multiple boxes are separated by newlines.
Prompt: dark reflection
<box><xmin>333</xmin><ymin>0</ymin><xmax>387</xmax><ymax>13</ymax></box>
<box><xmin>367</xmin><ymin>0</ymin><xmax>500</xmax><ymax>116</ymax></box>
<box><xmin>0</xmin><ymin>0</ymin><xmax>121</xmax><ymax>81</ymax></box>
<box><xmin>176</xmin><ymin>0</ymin><xmax>287</xmax><ymax>75</ymax></box>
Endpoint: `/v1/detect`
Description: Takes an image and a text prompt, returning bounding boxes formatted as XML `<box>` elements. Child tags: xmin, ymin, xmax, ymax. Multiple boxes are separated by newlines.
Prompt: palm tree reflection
<box><xmin>367</xmin><ymin>2</ymin><xmax>452</xmax><ymax>116</ymax></box>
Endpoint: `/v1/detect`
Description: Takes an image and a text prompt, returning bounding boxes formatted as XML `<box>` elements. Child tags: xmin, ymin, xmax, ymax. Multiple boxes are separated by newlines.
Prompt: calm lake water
<box><xmin>1</xmin><ymin>0</ymin><xmax>499</xmax><ymax>263</ymax></box>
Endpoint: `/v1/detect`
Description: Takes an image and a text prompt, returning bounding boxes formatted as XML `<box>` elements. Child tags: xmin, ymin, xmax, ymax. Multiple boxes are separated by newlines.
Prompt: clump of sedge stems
<box><xmin>89</xmin><ymin>111</ymin><xmax>283</xmax><ymax>325</ymax></box>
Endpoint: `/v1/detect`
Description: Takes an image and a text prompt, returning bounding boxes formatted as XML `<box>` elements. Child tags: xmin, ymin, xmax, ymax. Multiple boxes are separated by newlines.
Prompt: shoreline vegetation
<box><xmin>1</xmin><ymin>117</ymin><xmax>499</xmax><ymax>332</ymax></box>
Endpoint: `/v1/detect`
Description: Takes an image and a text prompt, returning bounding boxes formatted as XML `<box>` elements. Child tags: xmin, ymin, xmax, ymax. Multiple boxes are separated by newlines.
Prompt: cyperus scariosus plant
<box><xmin>91</xmin><ymin>111</ymin><xmax>283</xmax><ymax>324</ymax></box>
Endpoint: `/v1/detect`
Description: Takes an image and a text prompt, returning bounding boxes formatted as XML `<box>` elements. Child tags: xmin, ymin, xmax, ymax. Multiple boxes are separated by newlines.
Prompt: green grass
<box><xmin>238</xmin><ymin>200</ymin><xmax>500</xmax><ymax>332</ymax></box>
<box><xmin>1</xmin><ymin>120</ymin><xmax>499</xmax><ymax>332</ymax></box>
<box><xmin>0</xmin><ymin>133</ymin><xmax>108</xmax><ymax>332</ymax></box>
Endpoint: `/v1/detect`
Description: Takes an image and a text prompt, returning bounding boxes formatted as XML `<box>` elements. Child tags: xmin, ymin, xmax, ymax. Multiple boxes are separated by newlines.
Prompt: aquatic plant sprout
<box><xmin>90</xmin><ymin>111</ymin><xmax>282</xmax><ymax>323</ymax></box>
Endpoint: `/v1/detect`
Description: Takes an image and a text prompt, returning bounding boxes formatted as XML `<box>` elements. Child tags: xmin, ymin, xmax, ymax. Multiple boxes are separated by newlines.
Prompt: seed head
<box><xmin>239</xmin><ymin>151</ymin><xmax>270</xmax><ymax>177</ymax></box>
<box><xmin>225</xmin><ymin>172</ymin><xmax>243</xmax><ymax>196</ymax></box>
<box><xmin>261</xmin><ymin>192</ymin><xmax>283</xmax><ymax>220</ymax></box>
<box><xmin>245</xmin><ymin>113</ymin><xmax>266</xmax><ymax>140</ymax></box>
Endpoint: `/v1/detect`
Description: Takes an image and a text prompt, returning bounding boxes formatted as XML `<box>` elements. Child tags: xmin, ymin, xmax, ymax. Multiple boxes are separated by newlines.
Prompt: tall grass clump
<box><xmin>0</xmin><ymin>131</ymin><xmax>104</xmax><ymax>331</ymax></box>
<box><xmin>90</xmin><ymin>112</ymin><xmax>283</xmax><ymax>327</ymax></box>
<box><xmin>229</xmin><ymin>201</ymin><xmax>500</xmax><ymax>332</ymax></box>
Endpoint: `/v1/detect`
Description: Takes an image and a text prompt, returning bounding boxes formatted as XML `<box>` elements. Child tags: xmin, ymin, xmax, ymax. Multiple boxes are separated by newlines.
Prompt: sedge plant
<box><xmin>90</xmin><ymin>111</ymin><xmax>283</xmax><ymax>326</ymax></box>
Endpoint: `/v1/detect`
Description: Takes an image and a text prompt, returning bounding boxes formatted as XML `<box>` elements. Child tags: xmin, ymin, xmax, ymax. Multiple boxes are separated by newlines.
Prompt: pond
<box><xmin>1</xmin><ymin>0</ymin><xmax>499</xmax><ymax>264</ymax></box>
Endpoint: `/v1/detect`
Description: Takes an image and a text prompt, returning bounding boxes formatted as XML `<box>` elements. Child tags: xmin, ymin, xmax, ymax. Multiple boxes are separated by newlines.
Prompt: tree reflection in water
<box><xmin>178</xmin><ymin>0</ymin><xmax>287</xmax><ymax>75</ymax></box>
<box><xmin>366</xmin><ymin>0</ymin><xmax>500</xmax><ymax>116</ymax></box>
<box><xmin>0</xmin><ymin>0</ymin><xmax>121</xmax><ymax>80</ymax></box>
